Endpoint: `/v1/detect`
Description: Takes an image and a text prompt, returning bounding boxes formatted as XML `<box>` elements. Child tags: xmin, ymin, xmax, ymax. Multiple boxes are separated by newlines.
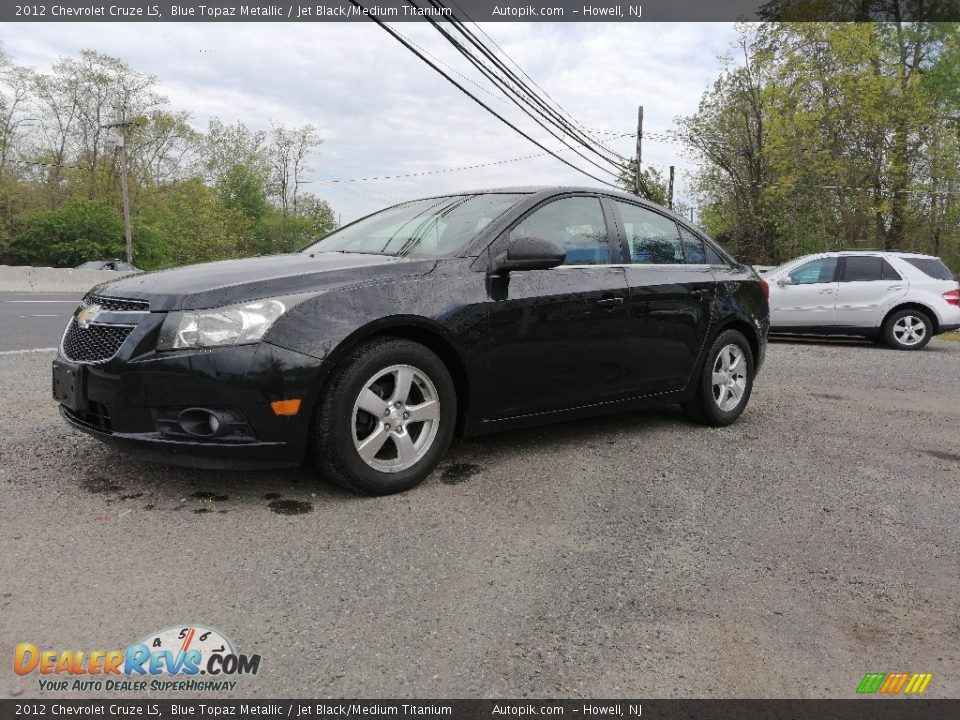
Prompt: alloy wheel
<box><xmin>351</xmin><ymin>364</ymin><xmax>441</xmax><ymax>473</ymax></box>
<box><xmin>892</xmin><ymin>315</ymin><xmax>927</xmax><ymax>347</ymax></box>
<box><xmin>711</xmin><ymin>344</ymin><xmax>747</xmax><ymax>412</ymax></box>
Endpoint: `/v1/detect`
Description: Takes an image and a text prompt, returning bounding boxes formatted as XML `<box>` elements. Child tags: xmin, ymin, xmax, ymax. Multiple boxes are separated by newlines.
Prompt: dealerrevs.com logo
<box><xmin>14</xmin><ymin>625</ymin><xmax>261</xmax><ymax>693</ymax></box>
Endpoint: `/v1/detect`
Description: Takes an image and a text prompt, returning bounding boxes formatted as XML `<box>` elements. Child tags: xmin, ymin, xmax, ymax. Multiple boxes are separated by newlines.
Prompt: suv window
<box><xmin>512</xmin><ymin>196</ymin><xmax>609</xmax><ymax>265</ymax></box>
<box><xmin>842</xmin><ymin>256</ymin><xmax>901</xmax><ymax>282</ymax></box>
<box><xmin>613</xmin><ymin>201</ymin><xmax>682</xmax><ymax>264</ymax></box>
<box><xmin>903</xmin><ymin>257</ymin><xmax>955</xmax><ymax>281</ymax></box>
<box><xmin>788</xmin><ymin>257</ymin><xmax>838</xmax><ymax>284</ymax></box>
<box><xmin>679</xmin><ymin>227</ymin><xmax>706</xmax><ymax>264</ymax></box>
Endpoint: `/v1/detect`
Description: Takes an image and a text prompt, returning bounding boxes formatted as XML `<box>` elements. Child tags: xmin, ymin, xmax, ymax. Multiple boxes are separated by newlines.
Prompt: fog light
<box><xmin>178</xmin><ymin>408</ymin><xmax>231</xmax><ymax>438</ymax></box>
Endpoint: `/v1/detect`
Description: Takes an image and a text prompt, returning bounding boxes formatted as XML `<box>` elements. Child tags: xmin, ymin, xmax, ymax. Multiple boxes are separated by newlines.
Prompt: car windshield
<box><xmin>303</xmin><ymin>193</ymin><xmax>525</xmax><ymax>258</ymax></box>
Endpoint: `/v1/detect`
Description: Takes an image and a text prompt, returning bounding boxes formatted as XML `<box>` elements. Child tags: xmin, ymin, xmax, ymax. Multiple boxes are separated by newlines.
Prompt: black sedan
<box><xmin>53</xmin><ymin>187</ymin><xmax>769</xmax><ymax>495</ymax></box>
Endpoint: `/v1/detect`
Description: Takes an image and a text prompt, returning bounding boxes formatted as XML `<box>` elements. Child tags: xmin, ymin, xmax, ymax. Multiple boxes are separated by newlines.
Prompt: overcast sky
<box><xmin>6</xmin><ymin>22</ymin><xmax>739</xmax><ymax>222</ymax></box>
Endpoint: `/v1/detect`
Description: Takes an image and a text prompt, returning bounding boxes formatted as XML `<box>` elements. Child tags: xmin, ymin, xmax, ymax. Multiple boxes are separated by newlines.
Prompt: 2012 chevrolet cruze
<box><xmin>53</xmin><ymin>187</ymin><xmax>769</xmax><ymax>495</ymax></box>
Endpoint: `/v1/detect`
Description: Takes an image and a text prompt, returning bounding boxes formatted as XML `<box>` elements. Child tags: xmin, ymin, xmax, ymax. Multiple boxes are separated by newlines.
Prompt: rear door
<box><xmin>833</xmin><ymin>256</ymin><xmax>908</xmax><ymax>327</ymax></box>
<box><xmin>611</xmin><ymin>199</ymin><xmax>714</xmax><ymax>397</ymax></box>
<box><xmin>482</xmin><ymin>194</ymin><xmax>629</xmax><ymax>419</ymax></box>
<box><xmin>769</xmin><ymin>257</ymin><xmax>839</xmax><ymax>327</ymax></box>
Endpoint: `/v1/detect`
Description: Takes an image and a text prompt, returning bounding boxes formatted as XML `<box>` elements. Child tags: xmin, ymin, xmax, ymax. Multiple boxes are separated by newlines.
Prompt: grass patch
<box><xmin>941</xmin><ymin>332</ymin><xmax>960</xmax><ymax>342</ymax></box>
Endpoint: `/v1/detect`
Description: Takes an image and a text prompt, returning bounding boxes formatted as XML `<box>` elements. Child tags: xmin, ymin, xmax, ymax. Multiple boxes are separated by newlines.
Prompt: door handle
<box><xmin>596</xmin><ymin>297</ymin><xmax>624</xmax><ymax>311</ymax></box>
<box><xmin>819</xmin><ymin>289</ymin><xmax>834</xmax><ymax>295</ymax></box>
<box><xmin>691</xmin><ymin>289</ymin><xmax>710</xmax><ymax>298</ymax></box>
<box><xmin>887</xmin><ymin>285</ymin><xmax>904</xmax><ymax>291</ymax></box>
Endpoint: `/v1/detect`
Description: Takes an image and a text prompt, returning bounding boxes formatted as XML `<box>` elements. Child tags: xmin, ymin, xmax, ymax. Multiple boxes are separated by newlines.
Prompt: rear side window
<box><xmin>788</xmin><ymin>258</ymin><xmax>838</xmax><ymax>284</ymax></box>
<box><xmin>842</xmin><ymin>256</ymin><xmax>901</xmax><ymax>282</ymax></box>
<box><xmin>614</xmin><ymin>201</ymin><xmax>683</xmax><ymax>264</ymax></box>
<box><xmin>679</xmin><ymin>227</ymin><xmax>706</xmax><ymax>264</ymax></box>
<box><xmin>903</xmin><ymin>257</ymin><xmax>955</xmax><ymax>281</ymax></box>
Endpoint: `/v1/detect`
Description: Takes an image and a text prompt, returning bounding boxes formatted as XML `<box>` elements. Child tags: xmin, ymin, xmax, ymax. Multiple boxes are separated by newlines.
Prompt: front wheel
<box><xmin>883</xmin><ymin>309</ymin><xmax>932</xmax><ymax>350</ymax></box>
<box><xmin>683</xmin><ymin>329</ymin><xmax>755</xmax><ymax>426</ymax></box>
<box><xmin>312</xmin><ymin>338</ymin><xmax>457</xmax><ymax>495</ymax></box>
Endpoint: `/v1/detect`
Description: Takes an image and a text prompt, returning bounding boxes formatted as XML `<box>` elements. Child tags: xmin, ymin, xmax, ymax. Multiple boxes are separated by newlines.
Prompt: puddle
<box><xmin>268</xmin><ymin>499</ymin><xmax>313</xmax><ymax>516</ymax></box>
<box><xmin>81</xmin><ymin>477</ymin><xmax>123</xmax><ymax>494</ymax></box>
<box><xmin>193</xmin><ymin>508</ymin><xmax>212</xmax><ymax>514</ymax></box>
<box><xmin>189</xmin><ymin>491</ymin><xmax>229</xmax><ymax>502</ymax></box>
<box><xmin>262</xmin><ymin>492</ymin><xmax>282</xmax><ymax>500</ymax></box>
<box><xmin>925</xmin><ymin>450</ymin><xmax>960</xmax><ymax>462</ymax></box>
<box><xmin>441</xmin><ymin>463</ymin><xmax>482</xmax><ymax>485</ymax></box>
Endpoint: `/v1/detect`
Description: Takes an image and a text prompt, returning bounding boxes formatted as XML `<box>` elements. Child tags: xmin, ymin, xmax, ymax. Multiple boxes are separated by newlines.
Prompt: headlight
<box><xmin>157</xmin><ymin>294</ymin><xmax>310</xmax><ymax>350</ymax></box>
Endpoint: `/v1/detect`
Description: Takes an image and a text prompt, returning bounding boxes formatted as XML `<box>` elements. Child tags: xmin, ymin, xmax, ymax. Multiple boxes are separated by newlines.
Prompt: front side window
<box><xmin>788</xmin><ymin>257</ymin><xmax>838</xmax><ymax>285</ymax></box>
<box><xmin>304</xmin><ymin>193</ymin><xmax>525</xmax><ymax>258</ymax></box>
<box><xmin>614</xmin><ymin>201</ymin><xmax>683</xmax><ymax>264</ymax></box>
<box><xmin>512</xmin><ymin>196</ymin><xmax>610</xmax><ymax>265</ymax></box>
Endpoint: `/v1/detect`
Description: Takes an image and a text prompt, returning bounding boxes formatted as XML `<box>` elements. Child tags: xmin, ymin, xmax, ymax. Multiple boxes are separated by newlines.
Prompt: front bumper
<box><xmin>54</xmin><ymin>338</ymin><xmax>331</xmax><ymax>470</ymax></box>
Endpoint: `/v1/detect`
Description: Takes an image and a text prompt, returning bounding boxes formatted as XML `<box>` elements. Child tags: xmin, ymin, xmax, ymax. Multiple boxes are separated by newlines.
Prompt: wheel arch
<box><xmin>882</xmin><ymin>302</ymin><xmax>939</xmax><ymax>334</ymax></box>
<box><xmin>710</xmin><ymin>317</ymin><xmax>761</xmax><ymax>365</ymax></box>
<box><xmin>320</xmin><ymin>316</ymin><xmax>472</xmax><ymax>435</ymax></box>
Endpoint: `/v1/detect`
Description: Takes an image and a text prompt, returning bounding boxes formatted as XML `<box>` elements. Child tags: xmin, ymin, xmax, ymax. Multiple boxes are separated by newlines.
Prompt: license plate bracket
<box><xmin>52</xmin><ymin>359</ymin><xmax>85</xmax><ymax>413</ymax></box>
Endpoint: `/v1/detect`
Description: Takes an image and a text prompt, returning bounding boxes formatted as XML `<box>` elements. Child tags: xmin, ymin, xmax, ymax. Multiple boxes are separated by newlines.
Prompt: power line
<box><xmin>443</xmin><ymin>0</ymin><xmax>629</xmax><ymax>162</ymax></box>
<box><xmin>408</xmin><ymin>0</ymin><xmax>624</xmax><ymax>177</ymax></box>
<box><xmin>348</xmin><ymin>0</ymin><xmax>621</xmax><ymax>189</ymax></box>
<box><xmin>425</xmin><ymin>0</ymin><xmax>629</xmax><ymax>168</ymax></box>
<box><xmin>308</xmin><ymin>148</ymin><xmax>579</xmax><ymax>184</ymax></box>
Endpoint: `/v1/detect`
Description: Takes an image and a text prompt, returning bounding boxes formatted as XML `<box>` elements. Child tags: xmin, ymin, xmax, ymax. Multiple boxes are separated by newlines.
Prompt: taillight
<box><xmin>944</xmin><ymin>289</ymin><xmax>960</xmax><ymax>306</ymax></box>
<box><xmin>760</xmin><ymin>279</ymin><xmax>770</xmax><ymax>300</ymax></box>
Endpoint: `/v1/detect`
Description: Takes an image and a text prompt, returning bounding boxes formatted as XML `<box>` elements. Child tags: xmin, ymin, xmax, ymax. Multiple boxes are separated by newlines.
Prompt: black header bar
<box><xmin>5</xmin><ymin>0</ymin><xmax>960</xmax><ymax>22</ymax></box>
<box><xmin>2</xmin><ymin>699</ymin><xmax>959</xmax><ymax>719</ymax></box>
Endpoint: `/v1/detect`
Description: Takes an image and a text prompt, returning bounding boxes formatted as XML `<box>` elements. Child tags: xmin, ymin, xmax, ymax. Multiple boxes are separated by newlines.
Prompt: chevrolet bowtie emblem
<box><xmin>75</xmin><ymin>304</ymin><xmax>102</xmax><ymax>329</ymax></box>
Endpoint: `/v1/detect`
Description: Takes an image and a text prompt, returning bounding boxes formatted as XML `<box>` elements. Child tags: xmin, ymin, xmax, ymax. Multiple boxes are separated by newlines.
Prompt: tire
<box><xmin>883</xmin><ymin>309</ymin><xmax>932</xmax><ymax>351</ymax></box>
<box><xmin>312</xmin><ymin>338</ymin><xmax>457</xmax><ymax>495</ymax></box>
<box><xmin>683</xmin><ymin>329</ymin><xmax>754</xmax><ymax>426</ymax></box>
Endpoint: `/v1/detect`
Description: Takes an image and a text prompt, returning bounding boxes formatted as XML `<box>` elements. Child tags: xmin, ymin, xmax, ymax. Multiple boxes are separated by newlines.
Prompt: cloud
<box><xmin>5</xmin><ymin>21</ymin><xmax>737</xmax><ymax>221</ymax></box>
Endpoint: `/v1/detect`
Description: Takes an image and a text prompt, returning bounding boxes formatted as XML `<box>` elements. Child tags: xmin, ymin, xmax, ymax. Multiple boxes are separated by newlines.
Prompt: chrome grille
<box><xmin>61</xmin><ymin>320</ymin><xmax>134</xmax><ymax>363</ymax></box>
<box><xmin>87</xmin><ymin>295</ymin><xmax>149</xmax><ymax>312</ymax></box>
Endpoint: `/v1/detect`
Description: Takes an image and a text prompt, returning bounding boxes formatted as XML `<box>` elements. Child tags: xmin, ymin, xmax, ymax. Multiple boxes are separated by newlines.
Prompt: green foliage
<box><xmin>12</xmin><ymin>200</ymin><xmax>123</xmax><ymax>267</ymax></box>
<box><xmin>0</xmin><ymin>46</ymin><xmax>337</xmax><ymax>270</ymax></box>
<box><xmin>681</xmin><ymin>22</ymin><xmax>960</xmax><ymax>270</ymax></box>
<box><xmin>617</xmin><ymin>163</ymin><xmax>669</xmax><ymax>206</ymax></box>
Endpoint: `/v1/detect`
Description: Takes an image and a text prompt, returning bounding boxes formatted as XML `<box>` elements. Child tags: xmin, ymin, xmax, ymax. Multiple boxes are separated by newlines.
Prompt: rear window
<box><xmin>903</xmin><ymin>257</ymin><xmax>955</xmax><ymax>281</ymax></box>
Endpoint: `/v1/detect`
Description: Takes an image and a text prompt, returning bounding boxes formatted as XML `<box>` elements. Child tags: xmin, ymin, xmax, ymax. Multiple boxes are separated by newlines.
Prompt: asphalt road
<box><xmin>0</xmin><ymin>292</ymin><xmax>81</xmax><ymax>353</ymax></box>
<box><xmin>2</xmin><ymin>337</ymin><xmax>959</xmax><ymax>699</ymax></box>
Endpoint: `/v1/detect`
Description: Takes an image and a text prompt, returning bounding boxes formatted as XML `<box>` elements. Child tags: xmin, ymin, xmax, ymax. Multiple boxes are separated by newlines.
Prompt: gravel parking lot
<box><xmin>2</xmin><ymin>337</ymin><xmax>958</xmax><ymax>699</ymax></box>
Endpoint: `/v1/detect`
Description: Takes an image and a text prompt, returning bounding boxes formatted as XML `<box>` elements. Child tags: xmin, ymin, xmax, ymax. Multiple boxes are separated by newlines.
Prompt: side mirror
<box><xmin>776</xmin><ymin>276</ymin><xmax>792</xmax><ymax>287</ymax></box>
<box><xmin>493</xmin><ymin>236</ymin><xmax>566</xmax><ymax>274</ymax></box>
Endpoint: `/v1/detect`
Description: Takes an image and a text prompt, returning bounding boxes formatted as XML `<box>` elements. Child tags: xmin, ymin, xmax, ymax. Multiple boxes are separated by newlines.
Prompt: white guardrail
<box><xmin>0</xmin><ymin>265</ymin><xmax>136</xmax><ymax>293</ymax></box>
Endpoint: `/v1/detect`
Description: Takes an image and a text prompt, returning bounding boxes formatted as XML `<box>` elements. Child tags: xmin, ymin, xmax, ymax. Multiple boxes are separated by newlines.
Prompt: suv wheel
<box><xmin>883</xmin><ymin>309</ymin><xmax>932</xmax><ymax>350</ymax></box>
<box><xmin>684</xmin><ymin>329</ymin><xmax>754</xmax><ymax>426</ymax></box>
<box><xmin>312</xmin><ymin>338</ymin><xmax>457</xmax><ymax>495</ymax></box>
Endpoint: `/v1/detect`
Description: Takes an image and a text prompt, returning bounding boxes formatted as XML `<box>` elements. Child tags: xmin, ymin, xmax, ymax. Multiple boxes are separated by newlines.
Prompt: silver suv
<box><xmin>765</xmin><ymin>251</ymin><xmax>960</xmax><ymax>350</ymax></box>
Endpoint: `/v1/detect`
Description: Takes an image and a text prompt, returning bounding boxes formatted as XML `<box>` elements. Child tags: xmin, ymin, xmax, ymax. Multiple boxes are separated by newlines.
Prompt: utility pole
<box><xmin>102</xmin><ymin>105</ymin><xmax>137</xmax><ymax>265</ymax></box>
<box><xmin>634</xmin><ymin>106</ymin><xmax>643</xmax><ymax>196</ymax></box>
<box><xmin>668</xmin><ymin>165</ymin><xmax>675</xmax><ymax>210</ymax></box>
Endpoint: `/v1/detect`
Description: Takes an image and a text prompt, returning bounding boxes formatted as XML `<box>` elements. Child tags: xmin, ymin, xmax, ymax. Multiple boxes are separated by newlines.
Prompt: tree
<box><xmin>11</xmin><ymin>200</ymin><xmax>123</xmax><ymax>267</ymax></box>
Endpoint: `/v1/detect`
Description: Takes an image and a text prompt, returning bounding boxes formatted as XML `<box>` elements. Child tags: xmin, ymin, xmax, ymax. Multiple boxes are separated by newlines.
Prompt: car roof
<box><xmin>419</xmin><ymin>185</ymin><xmax>703</xmax><ymax>230</ymax></box>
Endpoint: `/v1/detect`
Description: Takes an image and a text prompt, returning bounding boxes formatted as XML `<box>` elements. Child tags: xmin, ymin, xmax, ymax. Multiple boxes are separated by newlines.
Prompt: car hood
<box><xmin>87</xmin><ymin>252</ymin><xmax>438</xmax><ymax>311</ymax></box>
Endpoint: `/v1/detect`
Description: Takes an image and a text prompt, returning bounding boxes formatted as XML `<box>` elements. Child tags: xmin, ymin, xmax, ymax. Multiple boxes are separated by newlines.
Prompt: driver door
<box><xmin>769</xmin><ymin>257</ymin><xmax>840</xmax><ymax>327</ymax></box>
<box><xmin>482</xmin><ymin>195</ymin><xmax>628</xmax><ymax>420</ymax></box>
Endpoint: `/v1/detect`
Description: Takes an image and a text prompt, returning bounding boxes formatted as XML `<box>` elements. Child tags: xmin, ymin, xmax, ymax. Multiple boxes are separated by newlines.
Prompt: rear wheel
<box><xmin>883</xmin><ymin>309</ymin><xmax>932</xmax><ymax>350</ymax></box>
<box><xmin>312</xmin><ymin>338</ymin><xmax>456</xmax><ymax>495</ymax></box>
<box><xmin>683</xmin><ymin>329</ymin><xmax>754</xmax><ymax>426</ymax></box>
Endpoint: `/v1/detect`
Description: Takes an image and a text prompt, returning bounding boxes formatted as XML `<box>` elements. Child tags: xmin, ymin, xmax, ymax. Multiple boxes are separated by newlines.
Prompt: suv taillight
<box><xmin>760</xmin><ymin>279</ymin><xmax>770</xmax><ymax>300</ymax></box>
<box><xmin>944</xmin><ymin>289</ymin><xmax>960</xmax><ymax>306</ymax></box>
